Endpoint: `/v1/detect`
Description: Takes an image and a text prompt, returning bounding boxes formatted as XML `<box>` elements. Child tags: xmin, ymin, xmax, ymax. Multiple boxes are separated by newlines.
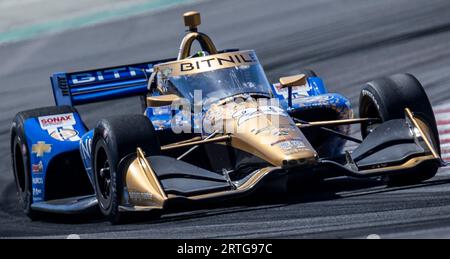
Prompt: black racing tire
<box><xmin>11</xmin><ymin>134</ymin><xmax>37</xmax><ymax>219</ymax></box>
<box><xmin>10</xmin><ymin>106</ymin><xmax>77</xmax><ymax>220</ymax></box>
<box><xmin>92</xmin><ymin>114</ymin><xmax>160</xmax><ymax>224</ymax></box>
<box><xmin>359</xmin><ymin>73</ymin><xmax>440</xmax><ymax>186</ymax></box>
<box><xmin>300</xmin><ymin>69</ymin><xmax>318</xmax><ymax>78</ymax></box>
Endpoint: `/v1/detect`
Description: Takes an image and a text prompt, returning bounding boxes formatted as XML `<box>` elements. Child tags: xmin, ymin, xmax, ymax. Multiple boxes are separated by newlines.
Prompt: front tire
<box><xmin>11</xmin><ymin>106</ymin><xmax>77</xmax><ymax>220</ymax></box>
<box><xmin>11</xmin><ymin>134</ymin><xmax>36</xmax><ymax>219</ymax></box>
<box><xmin>92</xmin><ymin>115</ymin><xmax>160</xmax><ymax>224</ymax></box>
<box><xmin>359</xmin><ymin>74</ymin><xmax>440</xmax><ymax>186</ymax></box>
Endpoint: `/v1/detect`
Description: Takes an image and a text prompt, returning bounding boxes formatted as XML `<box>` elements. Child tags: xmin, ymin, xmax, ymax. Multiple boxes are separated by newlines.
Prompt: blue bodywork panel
<box><xmin>80</xmin><ymin>130</ymin><xmax>94</xmax><ymax>186</ymax></box>
<box><xmin>145</xmin><ymin>77</ymin><xmax>351</xmax><ymax>131</ymax></box>
<box><xmin>51</xmin><ymin>58</ymin><xmax>174</xmax><ymax>106</ymax></box>
<box><xmin>271</xmin><ymin>77</ymin><xmax>328</xmax><ymax>101</ymax></box>
<box><xmin>23</xmin><ymin>112</ymin><xmax>87</xmax><ymax>202</ymax></box>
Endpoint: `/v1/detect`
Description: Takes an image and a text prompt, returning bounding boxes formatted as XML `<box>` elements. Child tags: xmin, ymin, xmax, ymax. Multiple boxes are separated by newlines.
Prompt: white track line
<box><xmin>435</xmin><ymin>102</ymin><xmax>450</xmax><ymax>111</ymax></box>
<box><xmin>438</xmin><ymin>126</ymin><xmax>450</xmax><ymax>135</ymax></box>
<box><xmin>342</xmin><ymin>103</ymin><xmax>450</xmax><ymax>163</ymax></box>
<box><xmin>436</xmin><ymin>113</ymin><xmax>450</xmax><ymax>121</ymax></box>
<box><xmin>439</xmin><ymin>133</ymin><xmax>450</xmax><ymax>140</ymax></box>
<box><xmin>441</xmin><ymin>143</ymin><xmax>450</xmax><ymax>149</ymax></box>
<box><xmin>435</xmin><ymin>107</ymin><xmax>450</xmax><ymax>114</ymax></box>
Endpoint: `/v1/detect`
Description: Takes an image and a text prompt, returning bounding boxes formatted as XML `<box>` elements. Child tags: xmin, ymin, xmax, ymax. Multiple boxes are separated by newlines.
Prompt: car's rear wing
<box><xmin>51</xmin><ymin>57</ymin><xmax>175</xmax><ymax>106</ymax></box>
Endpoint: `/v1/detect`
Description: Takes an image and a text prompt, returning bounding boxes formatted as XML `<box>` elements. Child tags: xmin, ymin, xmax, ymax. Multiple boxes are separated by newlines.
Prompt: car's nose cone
<box><xmin>204</xmin><ymin>100</ymin><xmax>318</xmax><ymax>167</ymax></box>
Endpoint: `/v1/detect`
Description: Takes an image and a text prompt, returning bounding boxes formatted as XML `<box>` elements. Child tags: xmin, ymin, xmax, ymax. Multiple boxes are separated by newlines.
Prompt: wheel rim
<box><xmin>99</xmin><ymin>160</ymin><xmax>111</xmax><ymax>200</ymax></box>
<box><xmin>95</xmin><ymin>147</ymin><xmax>112</xmax><ymax>209</ymax></box>
<box><xmin>361</xmin><ymin>98</ymin><xmax>383</xmax><ymax>138</ymax></box>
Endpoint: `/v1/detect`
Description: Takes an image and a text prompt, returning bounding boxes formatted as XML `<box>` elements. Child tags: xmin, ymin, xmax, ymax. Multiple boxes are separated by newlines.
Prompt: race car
<box><xmin>10</xmin><ymin>11</ymin><xmax>445</xmax><ymax>224</ymax></box>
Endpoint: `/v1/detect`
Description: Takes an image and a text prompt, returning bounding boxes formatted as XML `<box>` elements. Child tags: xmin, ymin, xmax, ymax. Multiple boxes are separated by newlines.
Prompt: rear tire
<box><xmin>92</xmin><ymin>114</ymin><xmax>160</xmax><ymax>224</ymax></box>
<box><xmin>359</xmin><ymin>74</ymin><xmax>440</xmax><ymax>186</ymax></box>
<box><xmin>300</xmin><ymin>69</ymin><xmax>318</xmax><ymax>78</ymax></box>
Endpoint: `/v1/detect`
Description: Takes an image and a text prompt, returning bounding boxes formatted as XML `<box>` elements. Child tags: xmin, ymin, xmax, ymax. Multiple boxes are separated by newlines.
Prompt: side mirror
<box><xmin>278</xmin><ymin>74</ymin><xmax>307</xmax><ymax>108</ymax></box>
<box><xmin>146</xmin><ymin>94</ymin><xmax>180</xmax><ymax>107</ymax></box>
<box><xmin>279</xmin><ymin>74</ymin><xmax>307</xmax><ymax>88</ymax></box>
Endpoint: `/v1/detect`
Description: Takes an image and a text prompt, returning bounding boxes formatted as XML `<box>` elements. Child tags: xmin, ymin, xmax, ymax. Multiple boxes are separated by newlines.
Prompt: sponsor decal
<box><xmin>81</xmin><ymin>137</ymin><xmax>92</xmax><ymax>160</ymax></box>
<box><xmin>253</xmin><ymin>125</ymin><xmax>297</xmax><ymax>136</ymax></box>
<box><xmin>129</xmin><ymin>191</ymin><xmax>153</xmax><ymax>202</ymax></box>
<box><xmin>38</xmin><ymin>113</ymin><xmax>75</xmax><ymax>130</ymax></box>
<box><xmin>33</xmin><ymin>188</ymin><xmax>42</xmax><ymax>196</ymax></box>
<box><xmin>277</xmin><ymin>140</ymin><xmax>306</xmax><ymax>149</ymax></box>
<box><xmin>32</xmin><ymin>177</ymin><xmax>44</xmax><ymax>185</ymax></box>
<box><xmin>180</xmin><ymin>53</ymin><xmax>256</xmax><ymax>73</ymax></box>
<box><xmin>233</xmin><ymin>106</ymin><xmax>288</xmax><ymax>126</ymax></box>
<box><xmin>32</xmin><ymin>161</ymin><xmax>44</xmax><ymax>173</ymax></box>
<box><xmin>253</xmin><ymin>126</ymin><xmax>275</xmax><ymax>135</ymax></box>
<box><xmin>277</xmin><ymin>140</ymin><xmax>309</xmax><ymax>155</ymax></box>
<box><xmin>157</xmin><ymin>50</ymin><xmax>257</xmax><ymax>77</ymax></box>
<box><xmin>70</xmin><ymin>65</ymin><xmax>153</xmax><ymax>85</ymax></box>
<box><xmin>292</xmin><ymin>95</ymin><xmax>335</xmax><ymax>108</ymax></box>
<box><xmin>361</xmin><ymin>89</ymin><xmax>380</xmax><ymax>111</ymax></box>
<box><xmin>31</xmin><ymin>141</ymin><xmax>52</xmax><ymax>157</ymax></box>
<box><xmin>274</xmin><ymin>83</ymin><xmax>311</xmax><ymax>99</ymax></box>
<box><xmin>49</xmin><ymin>128</ymin><xmax>79</xmax><ymax>141</ymax></box>
<box><xmin>271</xmin><ymin>137</ymin><xmax>304</xmax><ymax>146</ymax></box>
<box><xmin>272</xmin><ymin>129</ymin><xmax>291</xmax><ymax>136</ymax></box>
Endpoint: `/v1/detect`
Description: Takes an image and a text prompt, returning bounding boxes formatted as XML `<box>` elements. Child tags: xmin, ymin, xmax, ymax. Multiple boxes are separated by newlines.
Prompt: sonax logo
<box><xmin>38</xmin><ymin>113</ymin><xmax>75</xmax><ymax>129</ymax></box>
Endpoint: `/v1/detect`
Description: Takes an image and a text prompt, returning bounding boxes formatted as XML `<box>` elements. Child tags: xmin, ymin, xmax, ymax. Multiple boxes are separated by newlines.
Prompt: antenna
<box><xmin>184</xmin><ymin>11</ymin><xmax>201</xmax><ymax>32</ymax></box>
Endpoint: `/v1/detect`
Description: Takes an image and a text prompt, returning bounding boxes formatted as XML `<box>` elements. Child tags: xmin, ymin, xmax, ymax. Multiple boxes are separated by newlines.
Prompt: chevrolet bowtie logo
<box><xmin>32</xmin><ymin>141</ymin><xmax>52</xmax><ymax>157</ymax></box>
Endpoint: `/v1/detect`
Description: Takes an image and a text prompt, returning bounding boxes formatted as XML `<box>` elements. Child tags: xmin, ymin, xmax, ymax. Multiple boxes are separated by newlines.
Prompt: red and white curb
<box><xmin>435</xmin><ymin>102</ymin><xmax>450</xmax><ymax>164</ymax></box>
<box><xmin>346</xmin><ymin>102</ymin><xmax>450</xmax><ymax>168</ymax></box>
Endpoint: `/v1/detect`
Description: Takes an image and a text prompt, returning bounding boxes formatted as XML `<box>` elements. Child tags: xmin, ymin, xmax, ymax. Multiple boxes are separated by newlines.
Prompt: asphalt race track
<box><xmin>1</xmin><ymin>0</ymin><xmax>450</xmax><ymax>238</ymax></box>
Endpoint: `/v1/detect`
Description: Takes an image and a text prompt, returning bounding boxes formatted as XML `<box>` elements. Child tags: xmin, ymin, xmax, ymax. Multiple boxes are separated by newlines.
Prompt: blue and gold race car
<box><xmin>10</xmin><ymin>11</ymin><xmax>445</xmax><ymax>224</ymax></box>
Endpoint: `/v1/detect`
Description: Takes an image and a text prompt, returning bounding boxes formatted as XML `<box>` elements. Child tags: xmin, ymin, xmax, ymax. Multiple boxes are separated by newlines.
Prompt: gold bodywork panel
<box><xmin>156</xmin><ymin>50</ymin><xmax>257</xmax><ymax>77</ymax></box>
<box><xmin>120</xmin><ymin>108</ymin><xmax>441</xmax><ymax>210</ymax></box>
<box><xmin>146</xmin><ymin>94</ymin><xmax>180</xmax><ymax>107</ymax></box>
<box><xmin>359</xmin><ymin>155</ymin><xmax>436</xmax><ymax>174</ymax></box>
<box><xmin>279</xmin><ymin>74</ymin><xmax>307</xmax><ymax>88</ymax></box>
<box><xmin>204</xmin><ymin>101</ymin><xmax>318</xmax><ymax>167</ymax></box>
<box><xmin>123</xmin><ymin>148</ymin><xmax>167</xmax><ymax>208</ymax></box>
<box><xmin>405</xmin><ymin>108</ymin><xmax>440</xmax><ymax>158</ymax></box>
